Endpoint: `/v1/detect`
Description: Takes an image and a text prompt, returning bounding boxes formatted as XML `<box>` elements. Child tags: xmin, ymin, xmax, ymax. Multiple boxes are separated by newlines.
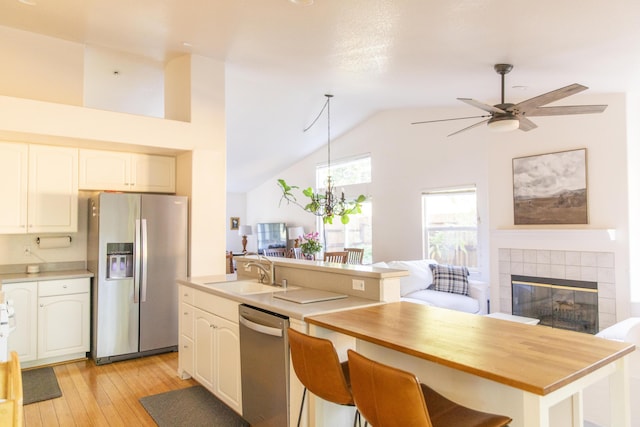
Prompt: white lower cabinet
<box><xmin>182</xmin><ymin>287</ymin><xmax>242</xmax><ymax>414</ymax></box>
<box><xmin>3</xmin><ymin>281</ymin><xmax>38</xmax><ymax>362</ymax></box>
<box><xmin>4</xmin><ymin>278</ymin><xmax>90</xmax><ymax>367</ymax></box>
<box><xmin>37</xmin><ymin>292</ymin><xmax>90</xmax><ymax>359</ymax></box>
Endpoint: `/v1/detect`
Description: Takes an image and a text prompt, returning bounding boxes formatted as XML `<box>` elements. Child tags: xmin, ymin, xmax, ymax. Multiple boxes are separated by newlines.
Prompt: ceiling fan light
<box><xmin>487</xmin><ymin>117</ymin><xmax>519</xmax><ymax>132</ymax></box>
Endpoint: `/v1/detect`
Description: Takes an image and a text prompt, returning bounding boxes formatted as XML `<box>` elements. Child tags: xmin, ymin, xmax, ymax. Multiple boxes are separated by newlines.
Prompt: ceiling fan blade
<box><xmin>411</xmin><ymin>115</ymin><xmax>490</xmax><ymax>125</ymax></box>
<box><xmin>518</xmin><ymin>117</ymin><xmax>538</xmax><ymax>132</ymax></box>
<box><xmin>513</xmin><ymin>83</ymin><xmax>588</xmax><ymax>113</ymax></box>
<box><xmin>457</xmin><ymin>98</ymin><xmax>506</xmax><ymax>114</ymax></box>
<box><xmin>525</xmin><ymin>104</ymin><xmax>608</xmax><ymax>117</ymax></box>
<box><xmin>448</xmin><ymin>119</ymin><xmax>490</xmax><ymax>137</ymax></box>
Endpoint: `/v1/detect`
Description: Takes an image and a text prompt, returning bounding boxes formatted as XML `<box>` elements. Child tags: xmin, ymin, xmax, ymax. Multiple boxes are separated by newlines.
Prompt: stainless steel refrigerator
<box><xmin>87</xmin><ymin>192</ymin><xmax>188</xmax><ymax>364</ymax></box>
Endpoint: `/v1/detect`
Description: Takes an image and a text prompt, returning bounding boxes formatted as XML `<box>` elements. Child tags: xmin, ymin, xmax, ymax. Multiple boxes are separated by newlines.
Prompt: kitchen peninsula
<box><xmin>177</xmin><ymin>257</ymin><xmax>407</xmax><ymax>424</ymax></box>
<box><xmin>306</xmin><ymin>302</ymin><xmax>635</xmax><ymax>427</ymax></box>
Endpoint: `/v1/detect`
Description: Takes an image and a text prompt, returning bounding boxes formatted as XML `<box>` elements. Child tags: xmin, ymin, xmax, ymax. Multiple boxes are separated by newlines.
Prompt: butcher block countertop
<box><xmin>306</xmin><ymin>301</ymin><xmax>635</xmax><ymax>396</ymax></box>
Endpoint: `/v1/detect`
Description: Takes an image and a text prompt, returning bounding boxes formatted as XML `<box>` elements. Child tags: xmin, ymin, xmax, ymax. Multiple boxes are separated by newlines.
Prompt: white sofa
<box><xmin>375</xmin><ymin>259</ymin><xmax>489</xmax><ymax>315</ymax></box>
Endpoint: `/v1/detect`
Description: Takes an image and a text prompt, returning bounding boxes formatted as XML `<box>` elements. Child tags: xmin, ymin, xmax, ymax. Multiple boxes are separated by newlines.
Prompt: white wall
<box><xmin>226</xmin><ymin>193</ymin><xmax>247</xmax><ymax>253</ymax></box>
<box><xmin>487</xmin><ymin>93</ymin><xmax>630</xmax><ymax>317</ymax></box>
<box><xmin>0</xmin><ymin>26</ymin><xmax>84</xmax><ymax>106</ymax></box>
<box><xmin>0</xmin><ymin>29</ymin><xmax>227</xmax><ymax>278</ymax></box>
<box><xmin>627</xmin><ymin>91</ymin><xmax>640</xmax><ymax>314</ymax></box>
<box><xmin>247</xmin><ymin>105</ymin><xmax>492</xmax><ymax>278</ymax></box>
<box><xmin>84</xmin><ymin>46</ymin><xmax>165</xmax><ymax>118</ymax></box>
<box><xmin>246</xmin><ymin>94</ymin><xmax>631</xmax><ymax>309</ymax></box>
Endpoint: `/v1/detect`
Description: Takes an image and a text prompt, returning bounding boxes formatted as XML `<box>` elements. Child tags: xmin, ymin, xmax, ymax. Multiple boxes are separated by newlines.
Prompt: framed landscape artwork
<box><xmin>512</xmin><ymin>148</ymin><xmax>588</xmax><ymax>225</ymax></box>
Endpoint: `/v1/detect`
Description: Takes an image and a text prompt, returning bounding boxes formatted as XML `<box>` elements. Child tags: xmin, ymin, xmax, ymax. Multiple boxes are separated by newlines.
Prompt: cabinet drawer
<box><xmin>180</xmin><ymin>285</ymin><xmax>195</xmax><ymax>306</ymax></box>
<box><xmin>181</xmin><ymin>303</ymin><xmax>194</xmax><ymax>338</ymax></box>
<box><xmin>192</xmin><ymin>289</ymin><xmax>239</xmax><ymax>323</ymax></box>
<box><xmin>179</xmin><ymin>335</ymin><xmax>194</xmax><ymax>377</ymax></box>
<box><xmin>38</xmin><ymin>278</ymin><xmax>89</xmax><ymax>297</ymax></box>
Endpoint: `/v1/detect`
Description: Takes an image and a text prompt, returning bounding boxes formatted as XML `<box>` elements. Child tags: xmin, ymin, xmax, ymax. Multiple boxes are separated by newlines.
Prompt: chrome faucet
<box><xmin>244</xmin><ymin>252</ymin><xmax>275</xmax><ymax>285</ymax></box>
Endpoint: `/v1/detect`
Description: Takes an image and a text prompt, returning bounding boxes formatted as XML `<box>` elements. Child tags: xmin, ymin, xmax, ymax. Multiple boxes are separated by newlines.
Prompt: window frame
<box><xmin>316</xmin><ymin>154</ymin><xmax>372</xmax><ymax>263</ymax></box>
<box><xmin>421</xmin><ymin>185</ymin><xmax>479</xmax><ymax>270</ymax></box>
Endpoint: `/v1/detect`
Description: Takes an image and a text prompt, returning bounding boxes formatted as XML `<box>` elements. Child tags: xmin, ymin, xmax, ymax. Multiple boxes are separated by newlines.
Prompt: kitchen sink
<box><xmin>204</xmin><ymin>280</ymin><xmax>295</xmax><ymax>295</ymax></box>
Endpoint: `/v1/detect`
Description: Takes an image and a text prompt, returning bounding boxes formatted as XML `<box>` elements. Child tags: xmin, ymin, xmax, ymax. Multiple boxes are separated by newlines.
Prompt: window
<box><xmin>422</xmin><ymin>187</ymin><xmax>478</xmax><ymax>268</ymax></box>
<box><xmin>317</xmin><ymin>155</ymin><xmax>372</xmax><ymax>263</ymax></box>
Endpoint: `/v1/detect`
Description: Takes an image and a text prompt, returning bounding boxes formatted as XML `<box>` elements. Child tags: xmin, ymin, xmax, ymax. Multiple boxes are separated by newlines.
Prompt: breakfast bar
<box><xmin>306</xmin><ymin>302</ymin><xmax>635</xmax><ymax>427</ymax></box>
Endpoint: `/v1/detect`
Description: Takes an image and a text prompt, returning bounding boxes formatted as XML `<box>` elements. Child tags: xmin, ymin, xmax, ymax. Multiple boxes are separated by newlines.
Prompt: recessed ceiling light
<box><xmin>182</xmin><ymin>42</ymin><xmax>193</xmax><ymax>48</ymax></box>
<box><xmin>290</xmin><ymin>0</ymin><xmax>314</xmax><ymax>5</ymax></box>
<box><xmin>18</xmin><ymin>0</ymin><xmax>37</xmax><ymax>5</ymax></box>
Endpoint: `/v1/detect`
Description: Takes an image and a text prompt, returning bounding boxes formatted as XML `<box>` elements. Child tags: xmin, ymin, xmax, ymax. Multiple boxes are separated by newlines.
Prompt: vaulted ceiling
<box><xmin>2</xmin><ymin>0</ymin><xmax>640</xmax><ymax>192</ymax></box>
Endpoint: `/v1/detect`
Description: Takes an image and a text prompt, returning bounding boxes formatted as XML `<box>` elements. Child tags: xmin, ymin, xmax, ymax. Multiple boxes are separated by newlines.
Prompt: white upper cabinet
<box><xmin>0</xmin><ymin>142</ymin><xmax>28</xmax><ymax>233</ymax></box>
<box><xmin>28</xmin><ymin>145</ymin><xmax>78</xmax><ymax>233</ymax></box>
<box><xmin>0</xmin><ymin>143</ymin><xmax>77</xmax><ymax>234</ymax></box>
<box><xmin>79</xmin><ymin>149</ymin><xmax>175</xmax><ymax>193</ymax></box>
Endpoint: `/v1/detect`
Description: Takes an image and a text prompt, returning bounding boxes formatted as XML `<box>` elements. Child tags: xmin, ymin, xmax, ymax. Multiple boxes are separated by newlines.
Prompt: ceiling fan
<box><xmin>412</xmin><ymin>64</ymin><xmax>607</xmax><ymax>136</ymax></box>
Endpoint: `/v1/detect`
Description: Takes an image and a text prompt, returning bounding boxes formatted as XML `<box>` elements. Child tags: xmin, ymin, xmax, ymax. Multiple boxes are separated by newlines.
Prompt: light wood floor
<box><xmin>23</xmin><ymin>352</ymin><xmax>197</xmax><ymax>426</ymax></box>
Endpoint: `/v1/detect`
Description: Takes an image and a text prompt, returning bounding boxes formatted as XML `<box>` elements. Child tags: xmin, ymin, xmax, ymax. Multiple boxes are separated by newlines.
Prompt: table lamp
<box><xmin>238</xmin><ymin>225</ymin><xmax>252</xmax><ymax>253</ymax></box>
<box><xmin>287</xmin><ymin>226</ymin><xmax>305</xmax><ymax>248</ymax></box>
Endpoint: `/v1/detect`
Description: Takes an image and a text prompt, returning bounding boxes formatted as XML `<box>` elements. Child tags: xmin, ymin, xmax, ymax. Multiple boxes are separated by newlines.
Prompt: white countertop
<box><xmin>0</xmin><ymin>269</ymin><xmax>94</xmax><ymax>284</ymax></box>
<box><xmin>178</xmin><ymin>275</ymin><xmax>384</xmax><ymax>320</ymax></box>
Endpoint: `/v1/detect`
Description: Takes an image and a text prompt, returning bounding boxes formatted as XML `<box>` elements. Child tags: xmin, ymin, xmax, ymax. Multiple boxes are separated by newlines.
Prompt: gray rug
<box><xmin>22</xmin><ymin>366</ymin><xmax>62</xmax><ymax>405</ymax></box>
<box><xmin>140</xmin><ymin>385</ymin><xmax>249</xmax><ymax>427</ymax></box>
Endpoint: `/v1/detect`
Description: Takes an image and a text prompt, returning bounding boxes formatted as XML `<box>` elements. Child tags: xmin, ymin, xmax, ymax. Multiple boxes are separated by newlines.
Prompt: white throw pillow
<box><xmin>387</xmin><ymin>260</ymin><xmax>435</xmax><ymax>296</ymax></box>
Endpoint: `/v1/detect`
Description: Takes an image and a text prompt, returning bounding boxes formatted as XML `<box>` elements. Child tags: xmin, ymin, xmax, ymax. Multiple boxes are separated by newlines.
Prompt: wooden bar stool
<box><xmin>288</xmin><ymin>329</ymin><xmax>362</xmax><ymax>427</ymax></box>
<box><xmin>347</xmin><ymin>350</ymin><xmax>511</xmax><ymax>427</ymax></box>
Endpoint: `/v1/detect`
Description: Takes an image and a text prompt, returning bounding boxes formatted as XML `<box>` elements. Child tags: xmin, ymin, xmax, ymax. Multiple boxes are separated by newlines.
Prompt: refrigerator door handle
<box><xmin>141</xmin><ymin>218</ymin><xmax>148</xmax><ymax>302</ymax></box>
<box><xmin>134</xmin><ymin>219</ymin><xmax>141</xmax><ymax>304</ymax></box>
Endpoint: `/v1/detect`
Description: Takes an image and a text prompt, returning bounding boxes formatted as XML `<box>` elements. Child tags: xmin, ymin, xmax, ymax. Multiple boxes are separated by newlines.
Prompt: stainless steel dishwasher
<box><xmin>239</xmin><ymin>304</ymin><xmax>290</xmax><ymax>427</ymax></box>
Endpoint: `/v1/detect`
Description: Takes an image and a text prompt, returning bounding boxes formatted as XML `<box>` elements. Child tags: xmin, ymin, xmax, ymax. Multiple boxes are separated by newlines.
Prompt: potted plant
<box><xmin>299</xmin><ymin>231</ymin><xmax>322</xmax><ymax>260</ymax></box>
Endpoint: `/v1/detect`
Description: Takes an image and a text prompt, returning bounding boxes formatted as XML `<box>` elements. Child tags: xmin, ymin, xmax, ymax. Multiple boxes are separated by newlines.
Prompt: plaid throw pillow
<box><xmin>429</xmin><ymin>264</ymin><xmax>469</xmax><ymax>296</ymax></box>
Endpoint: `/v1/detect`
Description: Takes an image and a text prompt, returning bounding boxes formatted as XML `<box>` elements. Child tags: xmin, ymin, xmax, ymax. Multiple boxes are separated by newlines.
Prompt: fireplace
<box><xmin>497</xmin><ymin>247</ymin><xmax>616</xmax><ymax>332</ymax></box>
<box><xmin>511</xmin><ymin>275</ymin><xmax>598</xmax><ymax>334</ymax></box>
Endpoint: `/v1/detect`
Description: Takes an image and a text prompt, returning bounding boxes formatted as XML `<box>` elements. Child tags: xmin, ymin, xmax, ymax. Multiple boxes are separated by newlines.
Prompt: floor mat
<box><xmin>22</xmin><ymin>366</ymin><xmax>62</xmax><ymax>405</ymax></box>
<box><xmin>140</xmin><ymin>385</ymin><xmax>249</xmax><ymax>427</ymax></box>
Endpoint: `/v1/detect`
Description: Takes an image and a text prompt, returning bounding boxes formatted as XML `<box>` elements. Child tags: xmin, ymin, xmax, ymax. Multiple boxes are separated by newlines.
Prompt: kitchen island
<box><xmin>306</xmin><ymin>302</ymin><xmax>635</xmax><ymax>427</ymax></box>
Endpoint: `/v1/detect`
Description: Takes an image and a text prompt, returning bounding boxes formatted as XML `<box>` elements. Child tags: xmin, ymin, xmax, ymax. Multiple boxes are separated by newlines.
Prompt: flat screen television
<box><xmin>256</xmin><ymin>223</ymin><xmax>287</xmax><ymax>254</ymax></box>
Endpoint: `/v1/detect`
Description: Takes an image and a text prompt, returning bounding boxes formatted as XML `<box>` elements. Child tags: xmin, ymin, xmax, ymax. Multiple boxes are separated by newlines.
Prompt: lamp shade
<box><xmin>238</xmin><ymin>225</ymin><xmax>252</xmax><ymax>236</ymax></box>
<box><xmin>288</xmin><ymin>226</ymin><xmax>304</xmax><ymax>241</ymax></box>
<box><xmin>487</xmin><ymin>116</ymin><xmax>519</xmax><ymax>132</ymax></box>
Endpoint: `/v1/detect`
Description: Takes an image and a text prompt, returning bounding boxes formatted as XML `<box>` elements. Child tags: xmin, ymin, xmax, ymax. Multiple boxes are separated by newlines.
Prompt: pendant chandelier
<box><xmin>278</xmin><ymin>94</ymin><xmax>366</xmax><ymax>225</ymax></box>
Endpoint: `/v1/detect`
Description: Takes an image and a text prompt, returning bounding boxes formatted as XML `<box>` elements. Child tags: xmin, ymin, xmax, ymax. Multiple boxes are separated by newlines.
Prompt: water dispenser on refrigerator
<box><xmin>106</xmin><ymin>243</ymin><xmax>134</xmax><ymax>279</ymax></box>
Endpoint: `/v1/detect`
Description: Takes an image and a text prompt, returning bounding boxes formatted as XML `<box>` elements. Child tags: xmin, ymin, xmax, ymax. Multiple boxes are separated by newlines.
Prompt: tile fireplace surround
<box><xmin>498</xmin><ymin>248</ymin><xmax>616</xmax><ymax>331</ymax></box>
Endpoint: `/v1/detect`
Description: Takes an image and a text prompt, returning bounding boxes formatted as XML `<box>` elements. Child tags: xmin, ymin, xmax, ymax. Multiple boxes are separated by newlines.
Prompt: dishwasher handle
<box><xmin>239</xmin><ymin>315</ymin><xmax>284</xmax><ymax>337</ymax></box>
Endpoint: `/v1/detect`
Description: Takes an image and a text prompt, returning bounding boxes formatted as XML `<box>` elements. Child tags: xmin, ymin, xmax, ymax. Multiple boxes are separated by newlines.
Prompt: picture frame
<box><xmin>512</xmin><ymin>148</ymin><xmax>588</xmax><ymax>225</ymax></box>
<box><xmin>230</xmin><ymin>217</ymin><xmax>240</xmax><ymax>230</ymax></box>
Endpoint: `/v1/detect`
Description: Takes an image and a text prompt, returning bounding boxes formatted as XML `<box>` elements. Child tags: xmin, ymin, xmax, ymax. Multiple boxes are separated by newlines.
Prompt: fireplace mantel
<box><xmin>492</xmin><ymin>228</ymin><xmax>617</xmax><ymax>252</ymax></box>
<box><xmin>492</xmin><ymin>228</ymin><xmax>615</xmax><ymax>240</ymax></box>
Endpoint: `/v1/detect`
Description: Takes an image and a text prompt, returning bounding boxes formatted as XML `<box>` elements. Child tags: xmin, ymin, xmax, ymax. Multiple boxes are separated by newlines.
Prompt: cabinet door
<box><xmin>213</xmin><ymin>316</ymin><xmax>242</xmax><ymax>413</ymax></box>
<box><xmin>130</xmin><ymin>154</ymin><xmax>175</xmax><ymax>193</ymax></box>
<box><xmin>193</xmin><ymin>308</ymin><xmax>216</xmax><ymax>391</ymax></box>
<box><xmin>0</xmin><ymin>142</ymin><xmax>28</xmax><ymax>233</ymax></box>
<box><xmin>28</xmin><ymin>145</ymin><xmax>78</xmax><ymax>233</ymax></box>
<box><xmin>37</xmin><ymin>291</ymin><xmax>90</xmax><ymax>359</ymax></box>
<box><xmin>3</xmin><ymin>282</ymin><xmax>38</xmax><ymax>362</ymax></box>
<box><xmin>78</xmin><ymin>149</ymin><xmax>131</xmax><ymax>191</ymax></box>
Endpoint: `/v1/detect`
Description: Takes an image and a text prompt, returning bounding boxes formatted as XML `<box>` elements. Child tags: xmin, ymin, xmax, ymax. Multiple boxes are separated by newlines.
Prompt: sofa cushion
<box><xmin>429</xmin><ymin>264</ymin><xmax>469</xmax><ymax>296</ymax></box>
<box><xmin>402</xmin><ymin>289</ymin><xmax>480</xmax><ymax>314</ymax></box>
<box><xmin>387</xmin><ymin>260</ymin><xmax>436</xmax><ymax>296</ymax></box>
